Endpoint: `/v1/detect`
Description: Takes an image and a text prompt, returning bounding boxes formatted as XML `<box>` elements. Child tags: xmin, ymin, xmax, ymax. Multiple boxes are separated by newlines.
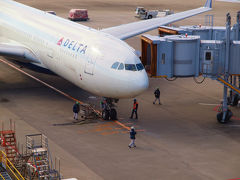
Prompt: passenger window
<box><xmin>111</xmin><ymin>62</ymin><xmax>119</xmax><ymax>69</ymax></box>
<box><xmin>118</xmin><ymin>63</ymin><xmax>124</xmax><ymax>70</ymax></box>
<box><xmin>125</xmin><ymin>64</ymin><xmax>137</xmax><ymax>71</ymax></box>
<box><xmin>136</xmin><ymin>63</ymin><xmax>144</xmax><ymax>71</ymax></box>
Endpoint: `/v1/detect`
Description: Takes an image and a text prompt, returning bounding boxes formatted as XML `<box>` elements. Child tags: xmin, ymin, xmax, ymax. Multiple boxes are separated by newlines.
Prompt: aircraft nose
<box><xmin>128</xmin><ymin>71</ymin><xmax>149</xmax><ymax>96</ymax></box>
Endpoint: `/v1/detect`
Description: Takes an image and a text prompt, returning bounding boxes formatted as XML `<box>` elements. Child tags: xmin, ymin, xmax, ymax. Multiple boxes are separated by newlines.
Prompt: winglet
<box><xmin>204</xmin><ymin>0</ymin><xmax>212</xmax><ymax>8</ymax></box>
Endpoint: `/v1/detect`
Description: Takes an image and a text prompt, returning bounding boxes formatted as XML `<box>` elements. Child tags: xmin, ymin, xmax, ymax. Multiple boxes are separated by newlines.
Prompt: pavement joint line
<box><xmin>0</xmin><ymin>59</ymin><xmax>132</xmax><ymax>131</ymax></box>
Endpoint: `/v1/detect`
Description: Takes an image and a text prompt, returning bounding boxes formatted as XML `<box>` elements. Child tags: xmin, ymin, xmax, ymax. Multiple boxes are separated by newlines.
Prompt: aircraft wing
<box><xmin>101</xmin><ymin>0</ymin><xmax>212</xmax><ymax>40</ymax></box>
<box><xmin>0</xmin><ymin>39</ymin><xmax>40</xmax><ymax>64</ymax></box>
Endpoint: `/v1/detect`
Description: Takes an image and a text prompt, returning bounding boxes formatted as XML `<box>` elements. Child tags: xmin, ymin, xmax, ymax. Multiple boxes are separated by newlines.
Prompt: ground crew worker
<box><xmin>130</xmin><ymin>99</ymin><xmax>138</xmax><ymax>119</ymax></box>
<box><xmin>100</xmin><ymin>98</ymin><xmax>107</xmax><ymax>110</ymax></box>
<box><xmin>153</xmin><ymin>88</ymin><xmax>161</xmax><ymax>105</ymax></box>
<box><xmin>128</xmin><ymin>126</ymin><xmax>137</xmax><ymax>148</ymax></box>
<box><xmin>73</xmin><ymin>101</ymin><xmax>80</xmax><ymax>120</ymax></box>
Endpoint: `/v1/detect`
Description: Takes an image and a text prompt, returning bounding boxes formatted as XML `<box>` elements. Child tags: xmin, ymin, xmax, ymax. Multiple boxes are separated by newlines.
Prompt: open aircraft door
<box><xmin>84</xmin><ymin>55</ymin><xmax>96</xmax><ymax>75</ymax></box>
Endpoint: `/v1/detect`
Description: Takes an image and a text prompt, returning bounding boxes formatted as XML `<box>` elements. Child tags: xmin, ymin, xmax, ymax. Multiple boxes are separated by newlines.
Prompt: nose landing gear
<box><xmin>101</xmin><ymin>98</ymin><xmax>118</xmax><ymax>120</ymax></box>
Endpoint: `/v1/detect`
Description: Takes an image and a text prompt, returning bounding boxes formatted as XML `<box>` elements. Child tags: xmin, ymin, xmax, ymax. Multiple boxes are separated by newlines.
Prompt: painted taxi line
<box><xmin>77</xmin><ymin>121</ymin><xmax>144</xmax><ymax>136</ymax></box>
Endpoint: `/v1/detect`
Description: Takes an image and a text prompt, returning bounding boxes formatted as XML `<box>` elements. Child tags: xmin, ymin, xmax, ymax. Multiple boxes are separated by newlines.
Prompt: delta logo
<box><xmin>57</xmin><ymin>37</ymin><xmax>87</xmax><ymax>54</ymax></box>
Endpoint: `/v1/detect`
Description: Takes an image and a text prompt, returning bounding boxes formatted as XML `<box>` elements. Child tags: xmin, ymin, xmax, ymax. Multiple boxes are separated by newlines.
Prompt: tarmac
<box><xmin>1</xmin><ymin>0</ymin><xmax>240</xmax><ymax>179</ymax></box>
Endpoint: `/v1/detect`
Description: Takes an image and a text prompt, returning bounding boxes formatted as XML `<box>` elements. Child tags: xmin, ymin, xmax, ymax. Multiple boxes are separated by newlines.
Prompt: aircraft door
<box><xmin>46</xmin><ymin>45</ymin><xmax>57</xmax><ymax>71</ymax></box>
<box><xmin>84</xmin><ymin>55</ymin><xmax>96</xmax><ymax>75</ymax></box>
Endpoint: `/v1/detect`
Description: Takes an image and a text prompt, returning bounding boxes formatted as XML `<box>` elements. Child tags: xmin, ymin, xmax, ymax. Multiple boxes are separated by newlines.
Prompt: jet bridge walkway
<box><xmin>140</xmin><ymin>12</ymin><xmax>240</xmax><ymax>123</ymax></box>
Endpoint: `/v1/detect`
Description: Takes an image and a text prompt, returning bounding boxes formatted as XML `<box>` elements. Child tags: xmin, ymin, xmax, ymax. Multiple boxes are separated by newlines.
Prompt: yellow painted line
<box><xmin>0</xmin><ymin>59</ymin><xmax>132</xmax><ymax>131</ymax></box>
<box><xmin>114</xmin><ymin>120</ymin><xmax>131</xmax><ymax>130</ymax></box>
<box><xmin>115</xmin><ymin>127</ymin><xmax>124</xmax><ymax>130</ymax></box>
<box><xmin>124</xmin><ymin>122</ymin><xmax>133</xmax><ymax>125</ymax></box>
<box><xmin>151</xmin><ymin>75</ymin><xmax>167</xmax><ymax>78</ymax></box>
<box><xmin>101</xmin><ymin>131</ymin><xmax>120</xmax><ymax>136</ymax></box>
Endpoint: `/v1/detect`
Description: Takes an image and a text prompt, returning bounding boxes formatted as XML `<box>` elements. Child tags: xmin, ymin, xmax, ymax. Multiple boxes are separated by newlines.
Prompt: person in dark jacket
<box><xmin>73</xmin><ymin>101</ymin><xmax>80</xmax><ymax>120</ymax></box>
<box><xmin>130</xmin><ymin>99</ymin><xmax>138</xmax><ymax>119</ymax></box>
<box><xmin>153</xmin><ymin>88</ymin><xmax>161</xmax><ymax>105</ymax></box>
<box><xmin>128</xmin><ymin>126</ymin><xmax>137</xmax><ymax>148</ymax></box>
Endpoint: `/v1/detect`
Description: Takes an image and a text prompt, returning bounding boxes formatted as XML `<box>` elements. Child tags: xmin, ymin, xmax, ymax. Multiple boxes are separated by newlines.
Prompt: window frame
<box><xmin>125</xmin><ymin>64</ymin><xmax>137</xmax><ymax>71</ymax></box>
<box><xmin>111</xmin><ymin>62</ymin><xmax>120</xmax><ymax>69</ymax></box>
<box><xmin>118</xmin><ymin>63</ymin><xmax>125</xmax><ymax>70</ymax></box>
<box><xmin>136</xmin><ymin>63</ymin><xmax>144</xmax><ymax>71</ymax></box>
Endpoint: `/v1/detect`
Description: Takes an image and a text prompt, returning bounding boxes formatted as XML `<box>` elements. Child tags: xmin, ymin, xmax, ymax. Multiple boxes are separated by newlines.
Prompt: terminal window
<box><xmin>205</xmin><ymin>51</ymin><xmax>212</xmax><ymax>61</ymax></box>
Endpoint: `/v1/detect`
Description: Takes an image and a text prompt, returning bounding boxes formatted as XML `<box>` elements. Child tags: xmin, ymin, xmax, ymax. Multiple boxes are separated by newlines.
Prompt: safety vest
<box><xmin>133</xmin><ymin>102</ymin><xmax>138</xmax><ymax>109</ymax></box>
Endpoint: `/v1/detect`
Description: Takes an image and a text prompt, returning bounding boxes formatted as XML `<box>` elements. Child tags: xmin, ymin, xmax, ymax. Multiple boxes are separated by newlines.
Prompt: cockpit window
<box><xmin>136</xmin><ymin>63</ymin><xmax>144</xmax><ymax>71</ymax></box>
<box><xmin>111</xmin><ymin>62</ymin><xmax>119</xmax><ymax>69</ymax></box>
<box><xmin>118</xmin><ymin>63</ymin><xmax>124</xmax><ymax>70</ymax></box>
<box><xmin>125</xmin><ymin>64</ymin><xmax>137</xmax><ymax>71</ymax></box>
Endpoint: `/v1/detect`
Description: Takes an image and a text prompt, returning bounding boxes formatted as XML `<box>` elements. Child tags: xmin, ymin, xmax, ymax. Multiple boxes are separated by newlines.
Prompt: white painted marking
<box><xmin>198</xmin><ymin>103</ymin><xmax>220</xmax><ymax>106</ymax></box>
<box><xmin>227</xmin><ymin>125</ymin><xmax>240</xmax><ymax>127</ymax></box>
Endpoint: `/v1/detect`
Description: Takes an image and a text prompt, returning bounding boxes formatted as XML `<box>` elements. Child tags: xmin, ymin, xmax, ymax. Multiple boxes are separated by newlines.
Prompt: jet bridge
<box><xmin>141</xmin><ymin>12</ymin><xmax>240</xmax><ymax>123</ymax></box>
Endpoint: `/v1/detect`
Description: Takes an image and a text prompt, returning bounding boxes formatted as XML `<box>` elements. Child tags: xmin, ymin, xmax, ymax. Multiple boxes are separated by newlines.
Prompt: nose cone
<box><xmin>95</xmin><ymin>70</ymin><xmax>149</xmax><ymax>99</ymax></box>
<box><xmin>126</xmin><ymin>70</ymin><xmax>149</xmax><ymax>97</ymax></box>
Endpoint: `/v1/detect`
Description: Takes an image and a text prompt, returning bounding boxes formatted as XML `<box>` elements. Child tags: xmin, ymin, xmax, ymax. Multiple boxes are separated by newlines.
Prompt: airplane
<box><xmin>0</xmin><ymin>0</ymin><xmax>212</xmax><ymax>120</ymax></box>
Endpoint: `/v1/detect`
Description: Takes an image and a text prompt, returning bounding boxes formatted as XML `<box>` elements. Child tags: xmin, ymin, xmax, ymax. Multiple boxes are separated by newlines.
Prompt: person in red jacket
<box><xmin>130</xmin><ymin>99</ymin><xmax>138</xmax><ymax>119</ymax></box>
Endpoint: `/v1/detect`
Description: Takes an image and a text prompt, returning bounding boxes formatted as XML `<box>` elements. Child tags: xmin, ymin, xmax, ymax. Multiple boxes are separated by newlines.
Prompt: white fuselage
<box><xmin>0</xmin><ymin>0</ymin><xmax>149</xmax><ymax>98</ymax></box>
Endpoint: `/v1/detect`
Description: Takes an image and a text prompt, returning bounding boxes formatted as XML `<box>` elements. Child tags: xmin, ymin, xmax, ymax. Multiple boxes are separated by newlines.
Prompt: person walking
<box><xmin>153</xmin><ymin>88</ymin><xmax>161</xmax><ymax>105</ymax></box>
<box><xmin>128</xmin><ymin>126</ymin><xmax>137</xmax><ymax>148</ymax></box>
<box><xmin>130</xmin><ymin>99</ymin><xmax>138</xmax><ymax>119</ymax></box>
<box><xmin>73</xmin><ymin>101</ymin><xmax>80</xmax><ymax>120</ymax></box>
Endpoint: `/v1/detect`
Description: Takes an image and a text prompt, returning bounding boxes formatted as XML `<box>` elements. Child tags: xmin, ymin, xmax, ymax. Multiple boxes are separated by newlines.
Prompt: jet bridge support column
<box><xmin>239</xmin><ymin>76</ymin><xmax>240</xmax><ymax>88</ymax></box>
<box><xmin>236</xmin><ymin>11</ymin><xmax>240</xmax><ymax>40</ymax></box>
<box><xmin>218</xmin><ymin>13</ymin><xmax>232</xmax><ymax>123</ymax></box>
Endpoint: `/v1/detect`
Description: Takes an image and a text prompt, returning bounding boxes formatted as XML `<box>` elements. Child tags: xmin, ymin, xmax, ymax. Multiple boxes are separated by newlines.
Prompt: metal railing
<box><xmin>0</xmin><ymin>151</ymin><xmax>24</xmax><ymax>180</ymax></box>
<box><xmin>217</xmin><ymin>77</ymin><xmax>240</xmax><ymax>96</ymax></box>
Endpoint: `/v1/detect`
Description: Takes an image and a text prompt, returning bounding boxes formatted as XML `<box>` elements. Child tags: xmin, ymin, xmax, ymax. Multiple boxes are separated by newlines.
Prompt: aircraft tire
<box><xmin>102</xmin><ymin>110</ymin><xmax>110</xmax><ymax>120</ymax></box>
<box><xmin>110</xmin><ymin>108</ymin><xmax>117</xmax><ymax>120</ymax></box>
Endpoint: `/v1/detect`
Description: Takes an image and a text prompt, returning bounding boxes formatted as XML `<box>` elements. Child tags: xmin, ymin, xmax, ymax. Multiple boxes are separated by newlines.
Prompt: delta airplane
<box><xmin>0</xmin><ymin>0</ymin><xmax>212</xmax><ymax>119</ymax></box>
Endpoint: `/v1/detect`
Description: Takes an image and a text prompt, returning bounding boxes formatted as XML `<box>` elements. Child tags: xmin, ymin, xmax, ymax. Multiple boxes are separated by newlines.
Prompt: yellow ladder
<box><xmin>0</xmin><ymin>151</ymin><xmax>24</xmax><ymax>180</ymax></box>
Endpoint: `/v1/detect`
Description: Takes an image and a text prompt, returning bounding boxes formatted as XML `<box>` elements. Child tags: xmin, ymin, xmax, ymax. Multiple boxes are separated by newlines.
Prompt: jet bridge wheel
<box><xmin>217</xmin><ymin>109</ymin><xmax>233</xmax><ymax>124</ymax></box>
